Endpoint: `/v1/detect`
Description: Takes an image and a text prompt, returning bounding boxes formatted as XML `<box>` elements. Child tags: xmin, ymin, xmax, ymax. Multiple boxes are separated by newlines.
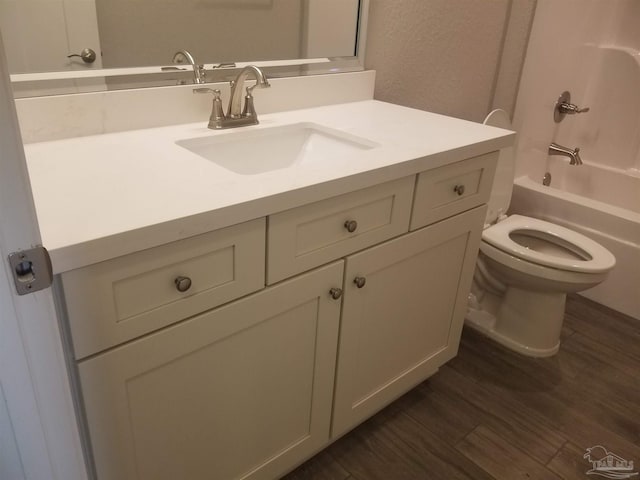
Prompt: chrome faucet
<box><xmin>549</xmin><ymin>142</ymin><xmax>583</xmax><ymax>165</ymax></box>
<box><xmin>194</xmin><ymin>65</ymin><xmax>271</xmax><ymax>129</ymax></box>
<box><xmin>172</xmin><ymin>49</ymin><xmax>206</xmax><ymax>84</ymax></box>
<box><xmin>227</xmin><ymin>65</ymin><xmax>270</xmax><ymax>119</ymax></box>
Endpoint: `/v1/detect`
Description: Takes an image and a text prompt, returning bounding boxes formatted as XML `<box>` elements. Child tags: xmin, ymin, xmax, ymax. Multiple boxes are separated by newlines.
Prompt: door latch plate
<box><xmin>8</xmin><ymin>246</ymin><xmax>53</xmax><ymax>295</ymax></box>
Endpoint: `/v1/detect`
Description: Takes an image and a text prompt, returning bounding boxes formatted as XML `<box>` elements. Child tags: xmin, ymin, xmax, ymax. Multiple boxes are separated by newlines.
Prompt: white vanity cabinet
<box><xmin>410</xmin><ymin>152</ymin><xmax>497</xmax><ymax>229</ymax></box>
<box><xmin>263</xmin><ymin>167</ymin><xmax>488</xmax><ymax>438</ymax></box>
<box><xmin>78</xmin><ymin>261</ymin><xmax>344</xmax><ymax>480</ymax></box>
<box><xmin>59</xmin><ymin>152</ymin><xmax>498</xmax><ymax>480</ymax></box>
<box><xmin>267</xmin><ymin>176</ymin><xmax>414</xmax><ymax>284</ymax></box>
<box><xmin>61</xmin><ymin>218</ymin><xmax>266</xmax><ymax>359</ymax></box>
<box><xmin>331</xmin><ymin>206</ymin><xmax>485</xmax><ymax>437</ymax></box>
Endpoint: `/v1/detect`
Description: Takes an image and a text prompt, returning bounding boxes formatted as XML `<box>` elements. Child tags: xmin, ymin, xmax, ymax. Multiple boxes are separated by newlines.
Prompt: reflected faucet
<box><xmin>194</xmin><ymin>65</ymin><xmax>271</xmax><ymax>129</ymax></box>
<box><xmin>549</xmin><ymin>142</ymin><xmax>583</xmax><ymax>165</ymax></box>
<box><xmin>172</xmin><ymin>49</ymin><xmax>206</xmax><ymax>84</ymax></box>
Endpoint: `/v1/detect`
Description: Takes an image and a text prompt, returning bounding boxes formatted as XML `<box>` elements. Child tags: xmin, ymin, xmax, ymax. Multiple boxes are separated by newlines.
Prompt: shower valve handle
<box><xmin>554</xmin><ymin>91</ymin><xmax>590</xmax><ymax>122</ymax></box>
<box><xmin>558</xmin><ymin>102</ymin><xmax>590</xmax><ymax>115</ymax></box>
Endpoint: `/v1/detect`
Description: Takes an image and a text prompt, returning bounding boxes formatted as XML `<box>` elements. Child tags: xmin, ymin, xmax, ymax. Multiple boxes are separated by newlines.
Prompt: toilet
<box><xmin>465</xmin><ymin>109</ymin><xmax>616</xmax><ymax>357</ymax></box>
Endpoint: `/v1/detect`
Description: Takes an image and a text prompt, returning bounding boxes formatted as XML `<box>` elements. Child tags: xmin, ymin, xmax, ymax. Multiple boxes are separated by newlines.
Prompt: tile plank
<box><xmin>392</xmin><ymin>379</ymin><xmax>481</xmax><ymax>443</ymax></box>
<box><xmin>328</xmin><ymin>413</ymin><xmax>433</xmax><ymax>480</ymax></box>
<box><xmin>564</xmin><ymin>295</ymin><xmax>640</xmax><ymax>363</ymax></box>
<box><xmin>281</xmin><ymin>449</ymin><xmax>350</xmax><ymax>480</ymax></box>
<box><xmin>547</xmin><ymin>442</ymin><xmax>598</xmax><ymax>480</ymax></box>
<box><xmin>380</xmin><ymin>410</ymin><xmax>496</xmax><ymax>480</ymax></box>
<box><xmin>456</xmin><ymin>425</ymin><xmax>562</xmax><ymax>480</ymax></box>
<box><xmin>427</xmin><ymin>364</ymin><xmax>567</xmax><ymax>464</ymax></box>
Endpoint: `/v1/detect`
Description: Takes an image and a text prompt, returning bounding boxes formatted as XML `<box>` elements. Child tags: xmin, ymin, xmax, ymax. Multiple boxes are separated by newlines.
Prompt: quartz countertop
<box><xmin>24</xmin><ymin>100</ymin><xmax>515</xmax><ymax>273</ymax></box>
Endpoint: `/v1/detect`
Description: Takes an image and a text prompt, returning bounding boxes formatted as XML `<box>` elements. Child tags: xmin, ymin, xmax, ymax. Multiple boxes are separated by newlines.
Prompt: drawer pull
<box><xmin>344</xmin><ymin>220</ymin><xmax>358</xmax><ymax>233</ymax></box>
<box><xmin>353</xmin><ymin>276</ymin><xmax>367</xmax><ymax>289</ymax></box>
<box><xmin>453</xmin><ymin>184</ymin><xmax>466</xmax><ymax>196</ymax></box>
<box><xmin>329</xmin><ymin>287</ymin><xmax>343</xmax><ymax>300</ymax></box>
<box><xmin>174</xmin><ymin>276</ymin><xmax>192</xmax><ymax>293</ymax></box>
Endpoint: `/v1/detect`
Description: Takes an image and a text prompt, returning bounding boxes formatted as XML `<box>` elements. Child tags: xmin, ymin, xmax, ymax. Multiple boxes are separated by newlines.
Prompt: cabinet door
<box><xmin>332</xmin><ymin>206</ymin><xmax>485</xmax><ymax>437</ymax></box>
<box><xmin>79</xmin><ymin>262</ymin><xmax>344</xmax><ymax>480</ymax></box>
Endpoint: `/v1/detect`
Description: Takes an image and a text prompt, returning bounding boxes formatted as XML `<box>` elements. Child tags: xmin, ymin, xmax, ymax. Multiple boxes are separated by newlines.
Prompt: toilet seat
<box><xmin>482</xmin><ymin>215</ymin><xmax>616</xmax><ymax>273</ymax></box>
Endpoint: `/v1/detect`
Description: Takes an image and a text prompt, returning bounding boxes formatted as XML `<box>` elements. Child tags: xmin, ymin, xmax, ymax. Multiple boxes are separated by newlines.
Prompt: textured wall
<box><xmin>365</xmin><ymin>0</ymin><xmax>536</xmax><ymax>122</ymax></box>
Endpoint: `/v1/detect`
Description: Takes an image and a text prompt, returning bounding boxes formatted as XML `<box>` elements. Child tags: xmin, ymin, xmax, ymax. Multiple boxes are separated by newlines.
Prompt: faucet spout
<box><xmin>172</xmin><ymin>49</ymin><xmax>205</xmax><ymax>84</ymax></box>
<box><xmin>194</xmin><ymin>65</ymin><xmax>271</xmax><ymax>129</ymax></box>
<box><xmin>549</xmin><ymin>142</ymin><xmax>583</xmax><ymax>165</ymax></box>
<box><xmin>172</xmin><ymin>49</ymin><xmax>196</xmax><ymax>66</ymax></box>
<box><xmin>227</xmin><ymin>65</ymin><xmax>270</xmax><ymax>118</ymax></box>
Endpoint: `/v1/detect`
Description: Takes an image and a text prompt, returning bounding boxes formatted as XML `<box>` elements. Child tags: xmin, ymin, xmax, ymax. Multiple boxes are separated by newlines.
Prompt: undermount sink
<box><xmin>176</xmin><ymin>122</ymin><xmax>379</xmax><ymax>175</ymax></box>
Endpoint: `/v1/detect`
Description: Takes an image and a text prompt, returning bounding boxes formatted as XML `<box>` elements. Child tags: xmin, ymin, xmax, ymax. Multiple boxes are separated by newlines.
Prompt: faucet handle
<box><xmin>196</xmin><ymin>65</ymin><xmax>206</xmax><ymax>84</ymax></box>
<box><xmin>558</xmin><ymin>103</ymin><xmax>590</xmax><ymax>115</ymax></box>
<box><xmin>193</xmin><ymin>87</ymin><xmax>218</xmax><ymax>95</ymax></box>
<box><xmin>554</xmin><ymin>91</ymin><xmax>590</xmax><ymax>122</ymax></box>
<box><xmin>242</xmin><ymin>86</ymin><xmax>257</xmax><ymax>118</ymax></box>
<box><xmin>193</xmin><ymin>89</ymin><xmax>226</xmax><ymax>129</ymax></box>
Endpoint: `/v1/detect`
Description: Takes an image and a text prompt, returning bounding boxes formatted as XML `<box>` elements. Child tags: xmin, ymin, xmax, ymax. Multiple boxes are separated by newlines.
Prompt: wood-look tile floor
<box><xmin>283</xmin><ymin>294</ymin><xmax>640</xmax><ymax>480</ymax></box>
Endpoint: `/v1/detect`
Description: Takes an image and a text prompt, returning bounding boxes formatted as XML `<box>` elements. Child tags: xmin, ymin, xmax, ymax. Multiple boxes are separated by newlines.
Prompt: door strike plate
<box><xmin>8</xmin><ymin>246</ymin><xmax>53</xmax><ymax>295</ymax></box>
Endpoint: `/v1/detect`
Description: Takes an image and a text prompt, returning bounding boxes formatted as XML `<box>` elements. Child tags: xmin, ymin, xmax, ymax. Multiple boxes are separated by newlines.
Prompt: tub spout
<box><xmin>549</xmin><ymin>142</ymin><xmax>583</xmax><ymax>165</ymax></box>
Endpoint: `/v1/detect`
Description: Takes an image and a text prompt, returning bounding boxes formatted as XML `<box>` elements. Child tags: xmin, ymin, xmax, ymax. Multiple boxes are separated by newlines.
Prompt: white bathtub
<box><xmin>510</xmin><ymin>167</ymin><xmax>640</xmax><ymax>320</ymax></box>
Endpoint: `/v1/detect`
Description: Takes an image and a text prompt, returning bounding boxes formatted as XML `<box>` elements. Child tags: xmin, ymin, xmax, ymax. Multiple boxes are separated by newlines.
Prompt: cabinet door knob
<box><xmin>353</xmin><ymin>276</ymin><xmax>367</xmax><ymax>288</ymax></box>
<box><xmin>174</xmin><ymin>276</ymin><xmax>192</xmax><ymax>293</ymax></box>
<box><xmin>344</xmin><ymin>220</ymin><xmax>358</xmax><ymax>233</ymax></box>
<box><xmin>453</xmin><ymin>184</ymin><xmax>465</xmax><ymax>196</ymax></box>
<box><xmin>329</xmin><ymin>287</ymin><xmax>343</xmax><ymax>300</ymax></box>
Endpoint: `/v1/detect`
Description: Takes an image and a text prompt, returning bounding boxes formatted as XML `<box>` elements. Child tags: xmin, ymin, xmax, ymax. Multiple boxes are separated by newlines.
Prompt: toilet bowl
<box><xmin>465</xmin><ymin>110</ymin><xmax>616</xmax><ymax>357</ymax></box>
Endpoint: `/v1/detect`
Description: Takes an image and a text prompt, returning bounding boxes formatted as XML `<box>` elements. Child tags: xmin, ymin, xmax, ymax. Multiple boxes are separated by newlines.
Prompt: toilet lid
<box><xmin>483</xmin><ymin>109</ymin><xmax>516</xmax><ymax>225</ymax></box>
<box><xmin>482</xmin><ymin>215</ymin><xmax>616</xmax><ymax>273</ymax></box>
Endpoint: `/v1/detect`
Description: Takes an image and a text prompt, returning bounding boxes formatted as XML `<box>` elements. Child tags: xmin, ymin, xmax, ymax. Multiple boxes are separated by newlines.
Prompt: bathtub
<box><xmin>510</xmin><ymin>164</ymin><xmax>640</xmax><ymax>320</ymax></box>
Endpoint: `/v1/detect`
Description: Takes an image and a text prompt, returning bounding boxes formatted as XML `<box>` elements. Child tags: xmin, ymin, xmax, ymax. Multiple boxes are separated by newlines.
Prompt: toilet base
<box><xmin>465</xmin><ymin>287</ymin><xmax>564</xmax><ymax>357</ymax></box>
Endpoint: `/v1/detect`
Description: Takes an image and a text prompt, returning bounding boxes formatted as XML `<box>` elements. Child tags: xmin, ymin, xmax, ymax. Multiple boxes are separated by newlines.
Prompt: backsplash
<box><xmin>15</xmin><ymin>70</ymin><xmax>375</xmax><ymax>143</ymax></box>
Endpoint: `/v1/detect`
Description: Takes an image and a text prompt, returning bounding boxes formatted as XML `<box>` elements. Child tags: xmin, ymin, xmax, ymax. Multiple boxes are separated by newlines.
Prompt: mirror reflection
<box><xmin>0</xmin><ymin>0</ymin><xmax>360</xmax><ymax>75</ymax></box>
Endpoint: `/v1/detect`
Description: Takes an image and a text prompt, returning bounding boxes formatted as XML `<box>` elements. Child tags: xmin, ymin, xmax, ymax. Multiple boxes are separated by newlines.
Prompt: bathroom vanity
<box><xmin>24</xmin><ymin>99</ymin><xmax>512</xmax><ymax>479</ymax></box>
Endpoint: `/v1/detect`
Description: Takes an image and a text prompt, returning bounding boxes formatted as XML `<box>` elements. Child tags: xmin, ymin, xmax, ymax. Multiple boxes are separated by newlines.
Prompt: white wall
<box><xmin>365</xmin><ymin>0</ymin><xmax>537</xmax><ymax>122</ymax></box>
<box><xmin>304</xmin><ymin>0</ymin><xmax>359</xmax><ymax>58</ymax></box>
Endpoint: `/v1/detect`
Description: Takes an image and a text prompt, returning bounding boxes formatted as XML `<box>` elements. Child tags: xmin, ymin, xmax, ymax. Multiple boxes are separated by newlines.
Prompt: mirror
<box><xmin>2</xmin><ymin>0</ymin><xmax>367</xmax><ymax>97</ymax></box>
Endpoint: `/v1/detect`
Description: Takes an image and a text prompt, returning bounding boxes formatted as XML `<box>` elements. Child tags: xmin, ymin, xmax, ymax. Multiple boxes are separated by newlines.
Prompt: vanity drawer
<box><xmin>61</xmin><ymin>218</ymin><xmax>266</xmax><ymax>359</ymax></box>
<box><xmin>410</xmin><ymin>152</ymin><xmax>497</xmax><ymax>230</ymax></box>
<box><xmin>267</xmin><ymin>176</ymin><xmax>414</xmax><ymax>284</ymax></box>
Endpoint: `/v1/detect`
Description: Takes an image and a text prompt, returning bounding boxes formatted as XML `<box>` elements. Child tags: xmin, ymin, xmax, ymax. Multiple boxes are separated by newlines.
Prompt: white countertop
<box><xmin>25</xmin><ymin>100</ymin><xmax>515</xmax><ymax>273</ymax></box>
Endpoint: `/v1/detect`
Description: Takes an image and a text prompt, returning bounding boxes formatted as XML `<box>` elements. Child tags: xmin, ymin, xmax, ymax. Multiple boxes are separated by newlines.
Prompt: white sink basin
<box><xmin>176</xmin><ymin>122</ymin><xmax>379</xmax><ymax>175</ymax></box>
